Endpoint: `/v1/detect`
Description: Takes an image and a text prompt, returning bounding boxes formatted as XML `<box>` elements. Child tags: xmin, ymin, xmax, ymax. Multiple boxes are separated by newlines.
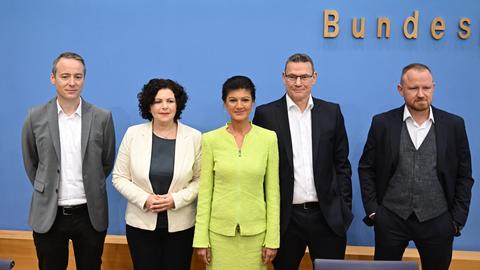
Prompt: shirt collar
<box><xmin>403</xmin><ymin>105</ymin><xmax>434</xmax><ymax>124</ymax></box>
<box><xmin>285</xmin><ymin>94</ymin><xmax>314</xmax><ymax>111</ymax></box>
<box><xmin>57</xmin><ymin>98</ymin><xmax>82</xmax><ymax>117</ymax></box>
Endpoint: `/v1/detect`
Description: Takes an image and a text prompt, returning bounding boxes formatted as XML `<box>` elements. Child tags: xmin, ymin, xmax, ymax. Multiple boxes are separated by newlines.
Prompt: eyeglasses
<box><xmin>284</xmin><ymin>73</ymin><xmax>314</xmax><ymax>82</ymax></box>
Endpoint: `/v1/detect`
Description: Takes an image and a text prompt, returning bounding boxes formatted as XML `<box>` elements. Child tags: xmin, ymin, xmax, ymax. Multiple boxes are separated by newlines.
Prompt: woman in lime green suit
<box><xmin>193</xmin><ymin>76</ymin><xmax>280</xmax><ymax>270</ymax></box>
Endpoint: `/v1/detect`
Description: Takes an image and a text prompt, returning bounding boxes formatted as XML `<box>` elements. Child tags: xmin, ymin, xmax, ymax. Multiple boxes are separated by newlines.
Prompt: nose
<box><xmin>417</xmin><ymin>88</ymin><xmax>426</xmax><ymax>97</ymax></box>
<box><xmin>67</xmin><ymin>77</ymin><xmax>76</xmax><ymax>86</ymax></box>
<box><xmin>294</xmin><ymin>77</ymin><xmax>302</xmax><ymax>86</ymax></box>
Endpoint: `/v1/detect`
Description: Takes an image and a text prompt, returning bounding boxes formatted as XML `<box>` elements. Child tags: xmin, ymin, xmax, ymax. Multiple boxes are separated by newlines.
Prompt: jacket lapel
<box><xmin>276</xmin><ymin>97</ymin><xmax>294</xmax><ymax>172</ymax></box>
<box><xmin>389</xmin><ymin>106</ymin><xmax>404</xmax><ymax>169</ymax></box>
<box><xmin>142</xmin><ymin>122</ymin><xmax>154</xmax><ymax>192</ymax></box>
<box><xmin>81</xmin><ymin>100</ymin><xmax>93</xmax><ymax>161</ymax></box>
<box><xmin>432</xmin><ymin>107</ymin><xmax>446</xmax><ymax>174</ymax></box>
<box><xmin>170</xmin><ymin>122</ymin><xmax>186</xmax><ymax>189</ymax></box>
<box><xmin>311</xmin><ymin>99</ymin><xmax>321</xmax><ymax>166</ymax></box>
<box><xmin>47</xmin><ymin>98</ymin><xmax>61</xmax><ymax>162</ymax></box>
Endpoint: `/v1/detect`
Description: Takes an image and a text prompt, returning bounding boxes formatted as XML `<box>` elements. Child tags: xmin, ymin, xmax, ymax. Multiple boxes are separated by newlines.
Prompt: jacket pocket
<box><xmin>34</xmin><ymin>180</ymin><xmax>45</xmax><ymax>193</ymax></box>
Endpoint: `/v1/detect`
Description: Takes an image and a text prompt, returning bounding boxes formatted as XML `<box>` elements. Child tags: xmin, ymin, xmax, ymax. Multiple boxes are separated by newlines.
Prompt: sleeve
<box><xmin>263</xmin><ymin>133</ymin><xmax>280</xmax><ymax>248</ymax></box>
<box><xmin>358</xmin><ymin>117</ymin><xmax>379</xmax><ymax>226</ymax></box>
<box><xmin>112</xmin><ymin>128</ymin><xmax>151</xmax><ymax>210</ymax></box>
<box><xmin>451</xmin><ymin>118</ymin><xmax>474</xmax><ymax>226</ymax></box>
<box><xmin>334</xmin><ymin>106</ymin><xmax>353</xmax><ymax>210</ymax></box>
<box><xmin>21</xmin><ymin>110</ymin><xmax>38</xmax><ymax>185</ymax></box>
<box><xmin>171</xmin><ymin>132</ymin><xmax>202</xmax><ymax>210</ymax></box>
<box><xmin>102</xmin><ymin>112</ymin><xmax>116</xmax><ymax>177</ymax></box>
<box><xmin>192</xmin><ymin>135</ymin><xmax>215</xmax><ymax>248</ymax></box>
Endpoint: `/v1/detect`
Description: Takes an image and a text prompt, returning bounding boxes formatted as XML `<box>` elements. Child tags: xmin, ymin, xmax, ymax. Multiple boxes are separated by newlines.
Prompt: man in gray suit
<box><xmin>21</xmin><ymin>52</ymin><xmax>116</xmax><ymax>270</ymax></box>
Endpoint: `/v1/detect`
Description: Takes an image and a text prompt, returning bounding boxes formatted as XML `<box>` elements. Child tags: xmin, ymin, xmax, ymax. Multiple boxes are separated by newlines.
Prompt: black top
<box><xmin>149</xmin><ymin>133</ymin><xmax>176</xmax><ymax>229</ymax></box>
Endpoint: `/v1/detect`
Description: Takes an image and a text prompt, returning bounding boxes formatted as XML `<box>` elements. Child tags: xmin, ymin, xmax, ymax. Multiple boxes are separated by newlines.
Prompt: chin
<box><xmin>155</xmin><ymin>118</ymin><xmax>174</xmax><ymax>124</ymax></box>
<box><xmin>231</xmin><ymin>117</ymin><xmax>248</xmax><ymax>122</ymax></box>
<box><xmin>65</xmin><ymin>95</ymin><xmax>80</xmax><ymax>100</ymax></box>
<box><xmin>412</xmin><ymin>106</ymin><xmax>429</xmax><ymax>112</ymax></box>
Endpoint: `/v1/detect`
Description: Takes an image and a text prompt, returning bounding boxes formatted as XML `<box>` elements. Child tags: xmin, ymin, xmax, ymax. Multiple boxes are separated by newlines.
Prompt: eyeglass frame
<box><xmin>283</xmin><ymin>72</ymin><xmax>316</xmax><ymax>82</ymax></box>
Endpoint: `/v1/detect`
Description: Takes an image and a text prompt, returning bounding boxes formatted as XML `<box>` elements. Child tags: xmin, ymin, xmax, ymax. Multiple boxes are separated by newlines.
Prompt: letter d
<box><xmin>403</xmin><ymin>11</ymin><xmax>419</xmax><ymax>39</ymax></box>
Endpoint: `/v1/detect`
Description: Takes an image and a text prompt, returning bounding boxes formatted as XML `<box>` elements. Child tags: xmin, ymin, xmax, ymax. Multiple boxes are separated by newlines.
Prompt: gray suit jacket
<box><xmin>21</xmin><ymin>98</ymin><xmax>116</xmax><ymax>233</ymax></box>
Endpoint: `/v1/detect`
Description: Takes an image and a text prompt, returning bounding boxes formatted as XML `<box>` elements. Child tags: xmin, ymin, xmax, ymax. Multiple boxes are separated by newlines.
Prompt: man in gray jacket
<box><xmin>21</xmin><ymin>52</ymin><xmax>116</xmax><ymax>270</ymax></box>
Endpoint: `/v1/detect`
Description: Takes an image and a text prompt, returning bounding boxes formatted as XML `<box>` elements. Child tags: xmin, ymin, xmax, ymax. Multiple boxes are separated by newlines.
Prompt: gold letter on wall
<box><xmin>430</xmin><ymin>17</ymin><xmax>445</xmax><ymax>40</ymax></box>
<box><xmin>324</xmin><ymin>9</ymin><xmax>339</xmax><ymax>38</ymax></box>
<box><xmin>377</xmin><ymin>17</ymin><xmax>391</xmax><ymax>38</ymax></box>
<box><xmin>458</xmin><ymin>18</ymin><xmax>471</xmax><ymax>40</ymax></box>
<box><xmin>403</xmin><ymin>11</ymin><xmax>419</xmax><ymax>39</ymax></box>
<box><xmin>352</xmin><ymin>17</ymin><xmax>365</xmax><ymax>38</ymax></box>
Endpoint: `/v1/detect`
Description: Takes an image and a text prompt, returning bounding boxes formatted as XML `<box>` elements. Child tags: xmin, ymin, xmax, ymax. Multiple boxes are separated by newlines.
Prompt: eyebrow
<box><xmin>59</xmin><ymin>73</ymin><xmax>83</xmax><ymax>75</ymax></box>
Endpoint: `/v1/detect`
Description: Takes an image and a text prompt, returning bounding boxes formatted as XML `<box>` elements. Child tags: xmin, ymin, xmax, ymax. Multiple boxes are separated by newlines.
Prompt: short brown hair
<box><xmin>284</xmin><ymin>53</ymin><xmax>315</xmax><ymax>73</ymax></box>
<box><xmin>52</xmin><ymin>52</ymin><xmax>86</xmax><ymax>76</ymax></box>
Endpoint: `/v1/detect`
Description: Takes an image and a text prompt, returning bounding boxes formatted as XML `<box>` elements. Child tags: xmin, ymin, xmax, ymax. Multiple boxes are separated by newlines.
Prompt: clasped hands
<box><xmin>145</xmin><ymin>194</ymin><xmax>175</xmax><ymax>213</ymax></box>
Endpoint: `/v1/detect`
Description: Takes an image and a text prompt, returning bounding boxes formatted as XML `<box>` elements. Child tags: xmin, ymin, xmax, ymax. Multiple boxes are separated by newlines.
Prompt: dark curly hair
<box><xmin>137</xmin><ymin>78</ymin><xmax>188</xmax><ymax>122</ymax></box>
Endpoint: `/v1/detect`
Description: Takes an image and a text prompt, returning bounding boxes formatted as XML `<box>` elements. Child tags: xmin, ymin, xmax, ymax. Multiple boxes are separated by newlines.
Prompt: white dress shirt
<box><xmin>286</xmin><ymin>94</ymin><xmax>318</xmax><ymax>204</ymax></box>
<box><xmin>403</xmin><ymin>105</ymin><xmax>435</xmax><ymax>150</ymax></box>
<box><xmin>57</xmin><ymin>99</ymin><xmax>86</xmax><ymax>206</ymax></box>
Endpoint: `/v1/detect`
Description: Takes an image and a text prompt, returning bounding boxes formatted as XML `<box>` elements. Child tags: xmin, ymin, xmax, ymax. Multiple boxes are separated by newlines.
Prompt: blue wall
<box><xmin>1</xmin><ymin>0</ymin><xmax>478</xmax><ymax>251</ymax></box>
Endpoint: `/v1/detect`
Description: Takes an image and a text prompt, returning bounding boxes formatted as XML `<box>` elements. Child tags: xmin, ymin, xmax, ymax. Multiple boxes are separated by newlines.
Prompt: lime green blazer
<box><xmin>193</xmin><ymin>124</ymin><xmax>280</xmax><ymax>248</ymax></box>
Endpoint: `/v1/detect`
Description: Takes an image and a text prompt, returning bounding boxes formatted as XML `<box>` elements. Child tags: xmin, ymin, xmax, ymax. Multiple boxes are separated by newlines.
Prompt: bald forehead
<box><xmin>401</xmin><ymin>68</ymin><xmax>433</xmax><ymax>85</ymax></box>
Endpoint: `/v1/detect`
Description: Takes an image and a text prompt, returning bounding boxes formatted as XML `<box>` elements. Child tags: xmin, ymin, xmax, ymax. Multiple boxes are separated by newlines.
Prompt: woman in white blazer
<box><xmin>112</xmin><ymin>79</ymin><xmax>201</xmax><ymax>270</ymax></box>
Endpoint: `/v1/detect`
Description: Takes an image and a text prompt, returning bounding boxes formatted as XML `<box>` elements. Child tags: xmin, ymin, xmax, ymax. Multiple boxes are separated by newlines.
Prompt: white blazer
<box><xmin>112</xmin><ymin>121</ymin><xmax>201</xmax><ymax>232</ymax></box>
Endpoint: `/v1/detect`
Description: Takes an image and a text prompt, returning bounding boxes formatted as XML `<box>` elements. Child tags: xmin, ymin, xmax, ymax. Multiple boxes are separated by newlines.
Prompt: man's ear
<box><xmin>397</xmin><ymin>84</ymin><xmax>404</xmax><ymax>97</ymax></box>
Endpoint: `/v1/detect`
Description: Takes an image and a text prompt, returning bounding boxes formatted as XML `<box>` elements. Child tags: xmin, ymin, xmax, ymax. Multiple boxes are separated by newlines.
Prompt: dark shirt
<box><xmin>149</xmin><ymin>134</ymin><xmax>175</xmax><ymax>229</ymax></box>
